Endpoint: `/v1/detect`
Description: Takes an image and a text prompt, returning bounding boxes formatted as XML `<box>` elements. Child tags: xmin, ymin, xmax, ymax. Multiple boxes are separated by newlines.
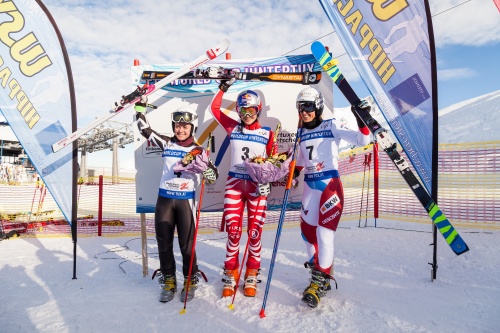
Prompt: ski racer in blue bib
<box><xmin>295</xmin><ymin>87</ymin><xmax>371</xmax><ymax>308</ymax></box>
<box><xmin>136</xmin><ymin>102</ymin><xmax>218</xmax><ymax>303</ymax></box>
<box><xmin>210</xmin><ymin>76</ymin><xmax>275</xmax><ymax>298</ymax></box>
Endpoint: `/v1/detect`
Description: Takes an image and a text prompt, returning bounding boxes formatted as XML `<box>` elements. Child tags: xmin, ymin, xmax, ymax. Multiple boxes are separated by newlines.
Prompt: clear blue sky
<box><xmin>435</xmin><ymin>43</ymin><xmax>500</xmax><ymax>108</ymax></box>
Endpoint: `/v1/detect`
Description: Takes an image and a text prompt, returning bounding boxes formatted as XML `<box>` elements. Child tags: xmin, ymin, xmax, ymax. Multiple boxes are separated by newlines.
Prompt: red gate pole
<box><xmin>373</xmin><ymin>143</ymin><xmax>379</xmax><ymax>227</ymax></box>
<box><xmin>98</xmin><ymin>175</ymin><xmax>103</xmax><ymax>236</ymax></box>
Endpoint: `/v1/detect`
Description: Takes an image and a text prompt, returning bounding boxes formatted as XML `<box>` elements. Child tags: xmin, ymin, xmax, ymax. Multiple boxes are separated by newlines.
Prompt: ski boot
<box><xmin>221</xmin><ymin>268</ymin><xmax>238</xmax><ymax>297</ymax></box>
<box><xmin>158</xmin><ymin>274</ymin><xmax>177</xmax><ymax>303</ymax></box>
<box><xmin>180</xmin><ymin>274</ymin><xmax>199</xmax><ymax>302</ymax></box>
<box><xmin>243</xmin><ymin>268</ymin><xmax>261</xmax><ymax>297</ymax></box>
<box><xmin>302</xmin><ymin>268</ymin><xmax>330</xmax><ymax>308</ymax></box>
<box><xmin>304</xmin><ymin>261</ymin><xmax>337</xmax><ymax>292</ymax></box>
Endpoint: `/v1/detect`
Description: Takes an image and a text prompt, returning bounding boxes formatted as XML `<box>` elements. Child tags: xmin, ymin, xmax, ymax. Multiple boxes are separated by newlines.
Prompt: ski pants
<box><xmin>222</xmin><ymin>176</ymin><xmax>267</xmax><ymax>270</ymax></box>
<box><xmin>155</xmin><ymin>195</ymin><xmax>197</xmax><ymax>277</ymax></box>
<box><xmin>300</xmin><ymin>177</ymin><xmax>344</xmax><ymax>274</ymax></box>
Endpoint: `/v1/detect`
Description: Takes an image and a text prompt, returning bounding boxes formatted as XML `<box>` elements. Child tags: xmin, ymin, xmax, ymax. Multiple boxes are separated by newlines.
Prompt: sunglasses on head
<box><xmin>297</xmin><ymin>101</ymin><xmax>315</xmax><ymax>113</ymax></box>
<box><xmin>172</xmin><ymin>111</ymin><xmax>195</xmax><ymax>123</ymax></box>
<box><xmin>238</xmin><ymin>106</ymin><xmax>258</xmax><ymax>117</ymax></box>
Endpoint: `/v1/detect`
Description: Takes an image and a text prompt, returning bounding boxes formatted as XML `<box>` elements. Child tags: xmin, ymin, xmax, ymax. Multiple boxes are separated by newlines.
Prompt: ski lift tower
<box><xmin>77</xmin><ymin>120</ymin><xmax>134</xmax><ymax>184</ymax></box>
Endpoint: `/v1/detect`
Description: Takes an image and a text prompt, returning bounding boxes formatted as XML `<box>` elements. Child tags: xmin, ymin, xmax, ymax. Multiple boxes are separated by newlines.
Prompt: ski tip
<box><xmin>311</xmin><ymin>40</ymin><xmax>323</xmax><ymax>48</ymax></box>
<box><xmin>217</xmin><ymin>39</ymin><xmax>230</xmax><ymax>52</ymax></box>
<box><xmin>311</xmin><ymin>40</ymin><xmax>325</xmax><ymax>54</ymax></box>
<box><xmin>208</xmin><ymin>39</ymin><xmax>230</xmax><ymax>59</ymax></box>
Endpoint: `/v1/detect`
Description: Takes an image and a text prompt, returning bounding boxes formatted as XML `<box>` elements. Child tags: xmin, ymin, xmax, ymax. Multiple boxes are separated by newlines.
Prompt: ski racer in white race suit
<box><xmin>295</xmin><ymin>87</ymin><xmax>371</xmax><ymax>308</ymax></box>
<box><xmin>210</xmin><ymin>76</ymin><xmax>275</xmax><ymax>298</ymax></box>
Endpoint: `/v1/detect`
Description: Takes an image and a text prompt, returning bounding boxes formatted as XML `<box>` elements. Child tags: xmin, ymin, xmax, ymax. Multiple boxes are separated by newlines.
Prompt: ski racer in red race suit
<box><xmin>295</xmin><ymin>87</ymin><xmax>371</xmax><ymax>308</ymax></box>
<box><xmin>210</xmin><ymin>76</ymin><xmax>275</xmax><ymax>298</ymax></box>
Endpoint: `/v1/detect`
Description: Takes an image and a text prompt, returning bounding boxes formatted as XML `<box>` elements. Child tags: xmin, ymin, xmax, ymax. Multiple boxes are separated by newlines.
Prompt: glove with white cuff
<box><xmin>202</xmin><ymin>167</ymin><xmax>217</xmax><ymax>184</ymax></box>
<box><xmin>257</xmin><ymin>183</ymin><xmax>271</xmax><ymax>197</ymax></box>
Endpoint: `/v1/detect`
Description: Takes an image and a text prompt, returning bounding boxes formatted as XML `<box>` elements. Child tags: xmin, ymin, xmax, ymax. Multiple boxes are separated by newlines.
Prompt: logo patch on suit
<box><xmin>315</xmin><ymin>161</ymin><xmax>325</xmax><ymax>171</ymax></box>
<box><xmin>320</xmin><ymin>193</ymin><xmax>340</xmax><ymax>214</ymax></box>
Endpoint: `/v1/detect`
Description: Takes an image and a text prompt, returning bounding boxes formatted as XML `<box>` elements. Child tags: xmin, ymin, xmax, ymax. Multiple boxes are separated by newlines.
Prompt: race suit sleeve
<box><xmin>135</xmin><ymin>112</ymin><xmax>172</xmax><ymax>150</ymax></box>
<box><xmin>210</xmin><ymin>89</ymin><xmax>239</xmax><ymax>136</ymax></box>
<box><xmin>332</xmin><ymin>118</ymin><xmax>371</xmax><ymax>147</ymax></box>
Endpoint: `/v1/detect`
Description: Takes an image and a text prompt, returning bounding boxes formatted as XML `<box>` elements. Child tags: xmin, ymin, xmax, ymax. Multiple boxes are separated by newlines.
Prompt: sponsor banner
<box><xmin>0</xmin><ymin>0</ymin><xmax>75</xmax><ymax>223</ymax></box>
<box><xmin>318</xmin><ymin>0</ymin><xmax>435</xmax><ymax>192</ymax></box>
<box><xmin>132</xmin><ymin>55</ymin><xmax>333</xmax><ymax>213</ymax></box>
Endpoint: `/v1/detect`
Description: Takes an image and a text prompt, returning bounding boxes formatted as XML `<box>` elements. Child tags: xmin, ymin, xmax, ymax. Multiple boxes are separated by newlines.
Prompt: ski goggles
<box><xmin>238</xmin><ymin>106</ymin><xmax>258</xmax><ymax>118</ymax></box>
<box><xmin>172</xmin><ymin>111</ymin><xmax>196</xmax><ymax>123</ymax></box>
<box><xmin>297</xmin><ymin>101</ymin><xmax>315</xmax><ymax>113</ymax></box>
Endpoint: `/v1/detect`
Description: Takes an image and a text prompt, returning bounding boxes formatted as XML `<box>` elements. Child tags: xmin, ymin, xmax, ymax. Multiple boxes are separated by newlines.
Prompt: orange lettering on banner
<box><xmin>359</xmin><ymin>24</ymin><xmax>374</xmax><ymax>49</ymax></box>
<box><xmin>366</xmin><ymin>0</ymin><xmax>409</xmax><ymax>21</ymax></box>
<box><xmin>0</xmin><ymin>4</ymin><xmax>45</xmax><ymax>129</ymax></box>
<box><xmin>337</xmin><ymin>0</ymin><xmax>354</xmax><ymax>16</ymax></box>
<box><xmin>345</xmin><ymin>10</ymin><xmax>362</xmax><ymax>34</ymax></box>
<box><xmin>377</xmin><ymin>59</ymin><xmax>396</xmax><ymax>84</ymax></box>
<box><xmin>0</xmin><ymin>0</ymin><xmax>52</xmax><ymax>76</ymax></box>
<box><xmin>333</xmin><ymin>0</ymin><xmax>396</xmax><ymax>84</ymax></box>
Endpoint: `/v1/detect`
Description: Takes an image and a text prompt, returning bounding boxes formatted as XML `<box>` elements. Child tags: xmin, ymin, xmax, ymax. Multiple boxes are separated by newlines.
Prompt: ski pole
<box><xmin>180</xmin><ymin>133</ymin><xmax>212</xmax><ymax>314</ymax></box>
<box><xmin>35</xmin><ymin>183</ymin><xmax>46</xmax><ymax>222</ymax></box>
<box><xmin>358</xmin><ymin>154</ymin><xmax>369</xmax><ymax>227</ymax></box>
<box><xmin>260</xmin><ymin>120</ymin><xmax>301</xmax><ymax>318</ymax></box>
<box><xmin>364</xmin><ymin>153</ymin><xmax>372</xmax><ymax>227</ymax></box>
<box><xmin>77</xmin><ymin>176</ymin><xmax>84</xmax><ymax>206</ymax></box>
<box><xmin>28</xmin><ymin>177</ymin><xmax>40</xmax><ymax>223</ymax></box>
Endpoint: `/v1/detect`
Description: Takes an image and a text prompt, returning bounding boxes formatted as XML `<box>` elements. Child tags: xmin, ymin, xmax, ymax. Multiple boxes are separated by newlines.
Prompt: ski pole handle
<box><xmin>286</xmin><ymin>160</ymin><xmax>296</xmax><ymax>190</ymax></box>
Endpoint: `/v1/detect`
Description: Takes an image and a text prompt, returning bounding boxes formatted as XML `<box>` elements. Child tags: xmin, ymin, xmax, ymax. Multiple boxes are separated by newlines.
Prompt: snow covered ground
<box><xmin>1</xmin><ymin>220</ymin><xmax>498</xmax><ymax>333</ymax></box>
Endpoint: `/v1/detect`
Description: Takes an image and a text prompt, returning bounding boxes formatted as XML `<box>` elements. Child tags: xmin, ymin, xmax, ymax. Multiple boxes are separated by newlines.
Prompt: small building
<box><xmin>0</xmin><ymin>116</ymin><xmax>31</xmax><ymax>167</ymax></box>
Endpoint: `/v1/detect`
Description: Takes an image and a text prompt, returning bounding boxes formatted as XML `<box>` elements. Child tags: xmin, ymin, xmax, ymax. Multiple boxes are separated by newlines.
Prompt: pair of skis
<box><xmin>310</xmin><ymin>41</ymin><xmax>469</xmax><ymax>256</ymax></box>
<box><xmin>141</xmin><ymin>68</ymin><xmax>322</xmax><ymax>85</ymax></box>
<box><xmin>51</xmin><ymin>39</ymin><xmax>230</xmax><ymax>153</ymax></box>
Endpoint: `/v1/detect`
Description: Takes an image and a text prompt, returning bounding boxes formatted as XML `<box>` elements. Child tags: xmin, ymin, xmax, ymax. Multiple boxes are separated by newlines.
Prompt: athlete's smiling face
<box><xmin>239</xmin><ymin>106</ymin><xmax>258</xmax><ymax>125</ymax></box>
<box><xmin>298</xmin><ymin>108</ymin><xmax>316</xmax><ymax>123</ymax></box>
<box><xmin>174</xmin><ymin>122</ymin><xmax>192</xmax><ymax>141</ymax></box>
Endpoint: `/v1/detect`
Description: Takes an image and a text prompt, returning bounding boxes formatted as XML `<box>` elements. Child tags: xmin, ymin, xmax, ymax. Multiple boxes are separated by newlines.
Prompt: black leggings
<box><xmin>155</xmin><ymin>196</ymin><xmax>197</xmax><ymax>277</ymax></box>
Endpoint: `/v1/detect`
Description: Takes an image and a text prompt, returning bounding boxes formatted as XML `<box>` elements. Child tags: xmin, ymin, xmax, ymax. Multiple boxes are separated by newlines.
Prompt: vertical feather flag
<box><xmin>317</xmin><ymin>0</ymin><xmax>438</xmax><ymax>195</ymax></box>
<box><xmin>0</xmin><ymin>0</ymin><xmax>78</xmax><ymax>276</ymax></box>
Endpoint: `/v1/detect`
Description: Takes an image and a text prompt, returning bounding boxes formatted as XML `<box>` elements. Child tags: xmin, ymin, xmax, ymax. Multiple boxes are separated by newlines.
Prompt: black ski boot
<box><xmin>302</xmin><ymin>268</ymin><xmax>330</xmax><ymax>308</ymax></box>
<box><xmin>154</xmin><ymin>271</ymin><xmax>176</xmax><ymax>303</ymax></box>
<box><xmin>180</xmin><ymin>274</ymin><xmax>199</xmax><ymax>302</ymax></box>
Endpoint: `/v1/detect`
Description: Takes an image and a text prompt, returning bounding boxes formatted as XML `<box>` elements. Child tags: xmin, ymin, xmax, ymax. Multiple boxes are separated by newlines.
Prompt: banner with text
<box><xmin>0</xmin><ymin>0</ymin><xmax>76</xmax><ymax>223</ymax></box>
<box><xmin>319</xmin><ymin>0</ymin><xmax>436</xmax><ymax>193</ymax></box>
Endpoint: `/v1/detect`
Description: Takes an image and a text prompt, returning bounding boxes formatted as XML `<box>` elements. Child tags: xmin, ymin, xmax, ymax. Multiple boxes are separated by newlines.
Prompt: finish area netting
<box><xmin>1</xmin><ymin>141</ymin><xmax>498</xmax><ymax>237</ymax></box>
